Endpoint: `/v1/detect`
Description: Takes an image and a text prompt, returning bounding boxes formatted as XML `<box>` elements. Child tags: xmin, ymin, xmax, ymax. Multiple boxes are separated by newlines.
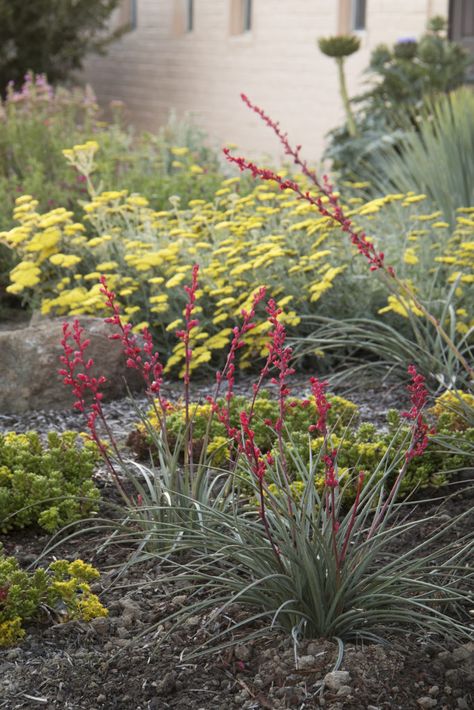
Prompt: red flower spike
<box><xmin>99</xmin><ymin>276</ymin><xmax>165</xmax><ymax>401</ymax></box>
<box><xmin>402</xmin><ymin>365</ymin><xmax>432</xmax><ymax>462</ymax></box>
<box><xmin>224</xmin><ymin>95</ymin><xmax>390</xmax><ymax>274</ymax></box>
<box><xmin>309</xmin><ymin>377</ymin><xmax>331</xmax><ymax>435</ymax></box>
<box><xmin>211</xmin><ymin>286</ymin><xmax>267</xmax><ymax>436</ymax></box>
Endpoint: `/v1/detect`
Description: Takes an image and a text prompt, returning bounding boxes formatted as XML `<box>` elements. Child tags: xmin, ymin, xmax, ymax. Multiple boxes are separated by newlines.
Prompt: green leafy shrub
<box><xmin>0</xmin><ymin>547</ymin><xmax>107</xmax><ymax>647</ymax></box>
<box><xmin>4</xmin><ymin>161</ymin><xmax>473</xmax><ymax>379</ymax></box>
<box><xmin>430</xmin><ymin>389</ymin><xmax>474</xmax><ymax>431</ymax></box>
<box><xmin>0</xmin><ymin>0</ymin><xmax>122</xmax><ymax>91</ymax></box>
<box><xmin>130</xmin><ymin>390</ymin><xmax>359</xmax><ymax>457</ymax></box>
<box><xmin>0</xmin><ymin>431</ymin><xmax>100</xmax><ymax>533</ymax></box>
<box><xmin>0</xmin><ymin>74</ymin><xmax>225</xmax><ymax>233</ymax></box>
<box><xmin>324</xmin><ymin>17</ymin><xmax>471</xmax><ymax>181</ymax></box>
<box><xmin>0</xmin><ymin>74</ymin><xmax>229</xmax><ymax>307</ymax></box>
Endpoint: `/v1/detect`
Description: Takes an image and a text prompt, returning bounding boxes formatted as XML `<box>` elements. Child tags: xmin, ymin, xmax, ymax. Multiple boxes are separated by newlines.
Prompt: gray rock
<box><xmin>155</xmin><ymin>671</ymin><xmax>177</xmax><ymax>696</ymax></box>
<box><xmin>90</xmin><ymin>616</ymin><xmax>110</xmax><ymax>636</ymax></box>
<box><xmin>336</xmin><ymin>685</ymin><xmax>352</xmax><ymax>697</ymax></box>
<box><xmin>184</xmin><ymin>615</ymin><xmax>201</xmax><ymax>628</ymax></box>
<box><xmin>452</xmin><ymin>642</ymin><xmax>474</xmax><ymax>663</ymax></box>
<box><xmin>445</xmin><ymin>669</ymin><xmax>461</xmax><ymax>683</ymax></box>
<box><xmin>298</xmin><ymin>654</ymin><xmax>318</xmax><ymax>670</ymax></box>
<box><xmin>417</xmin><ymin>697</ymin><xmax>437</xmax><ymax>708</ymax></box>
<box><xmin>119</xmin><ymin>597</ymin><xmax>142</xmax><ymax>618</ymax></box>
<box><xmin>323</xmin><ymin>670</ymin><xmax>351</xmax><ymax>691</ymax></box>
<box><xmin>0</xmin><ymin>316</ymin><xmax>143</xmax><ymax>413</ymax></box>
<box><xmin>234</xmin><ymin>644</ymin><xmax>252</xmax><ymax>661</ymax></box>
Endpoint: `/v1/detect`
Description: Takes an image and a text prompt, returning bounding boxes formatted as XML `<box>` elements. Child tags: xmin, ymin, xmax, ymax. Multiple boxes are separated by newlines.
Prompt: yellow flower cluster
<box><xmin>0</xmin><ymin>617</ymin><xmax>25</xmax><ymax>647</ymax></box>
<box><xmin>2</xmin><ymin>162</ymin><xmax>473</xmax><ymax>371</ymax></box>
<box><xmin>62</xmin><ymin>140</ymin><xmax>99</xmax><ymax>176</ymax></box>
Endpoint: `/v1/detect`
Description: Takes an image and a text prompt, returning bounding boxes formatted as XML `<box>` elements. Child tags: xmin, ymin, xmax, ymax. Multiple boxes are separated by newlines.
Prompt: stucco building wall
<box><xmin>83</xmin><ymin>0</ymin><xmax>449</xmax><ymax>160</ymax></box>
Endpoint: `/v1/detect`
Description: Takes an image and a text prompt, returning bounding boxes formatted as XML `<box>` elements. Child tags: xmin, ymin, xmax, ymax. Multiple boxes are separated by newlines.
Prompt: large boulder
<box><xmin>0</xmin><ymin>317</ymin><xmax>144</xmax><ymax>413</ymax></box>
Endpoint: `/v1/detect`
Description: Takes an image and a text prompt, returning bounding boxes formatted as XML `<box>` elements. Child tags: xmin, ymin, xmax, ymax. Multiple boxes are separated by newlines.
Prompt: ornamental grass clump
<box><xmin>59</xmin><ymin>271</ymin><xmax>473</xmax><ymax>653</ymax></box>
<box><xmin>118</xmin><ymin>304</ymin><xmax>472</xmax><ymax>655</ymax></box>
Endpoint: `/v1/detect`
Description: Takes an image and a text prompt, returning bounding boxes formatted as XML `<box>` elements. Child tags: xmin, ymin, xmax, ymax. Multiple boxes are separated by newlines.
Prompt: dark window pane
<box><xmin>187</xmin><ymin>0</ymin><xmax>194</xmax><ymax>32</ymax></box>
<box><xmin>244</xmin><ymin>0</ymin><xmax>252</xmax><ymax>32</ymax></box>
<box><xmin>353</xmin><ymin>0</ymin><xmax>366</xmax><ymax>31</ymax></box>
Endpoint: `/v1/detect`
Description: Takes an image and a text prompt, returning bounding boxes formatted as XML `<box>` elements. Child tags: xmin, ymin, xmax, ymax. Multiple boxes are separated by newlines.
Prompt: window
<box><xmin>172</xmin><ymin>0</ymin><xmax>195</xmax><ymax>36</ymax></box>
<box><xmin>130</xmin><ymin>0</ymin><xmax>137</xmax><ymax>29</ymax></box>
<box><xmin>117</xmin><ymin>0</ymin><xmax>137</xmax><ymax>30</ymax></box>
<box><xmin>186</xmin><ymin>0</ymin><xmax>194</xmax><ymax>32</ymax></box>
<box><xmin>243</xmin><ymin>0</ymin><xmax>252</xmax><ymax>32</ymax></box>
<box><xmin>352</xmin><ymin>0</ymin><xmax>366</xmax><ymax>31</ymax></box>
<box><xmin>230</xmin><ymin>0</ymin><xmax>253</xmax><ymax>35</ymax></box>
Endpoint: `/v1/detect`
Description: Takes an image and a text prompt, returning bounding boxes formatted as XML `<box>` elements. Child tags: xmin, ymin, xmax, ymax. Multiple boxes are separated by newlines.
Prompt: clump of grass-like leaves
<box><xmin>113</xmin><ymin>365</ymin><xmax>472</xmax><ymax>658</ymax></box>
<box><xmin>59</xmin><ymin>268</ymin><xmax>473</xmax><ymax>656</ymax></box>
<box><xmin>368</xmin><ymin>88</ymin><xmax>474</xmax><ymax>225</ymax></box>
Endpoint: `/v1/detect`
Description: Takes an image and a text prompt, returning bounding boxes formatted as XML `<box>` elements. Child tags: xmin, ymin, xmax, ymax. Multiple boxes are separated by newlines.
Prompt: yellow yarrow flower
<box><xmin>403</xmin><ymin>248</ymin><xmax>419</xmax><ymax>265</ymax></box>
<box><xmin>171</xmin><ymin>146</ymin><xmax>189</xmax><ymax>156</ymax></box>
<box><xmin>49</xmin><ymin>254</ymin><xmax>82</xmax><ymax>268</ymax></box>
<box><xmin>379</xmin><ymin>295</ymin><xmax>424</xmax><ymax>318</ymax></box>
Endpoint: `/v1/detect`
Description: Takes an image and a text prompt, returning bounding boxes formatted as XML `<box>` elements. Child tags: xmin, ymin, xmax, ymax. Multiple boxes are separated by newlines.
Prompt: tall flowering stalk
<box><xmin>224</xmin><ymin>94</ymin><xmax>473</xmax><ymax>381</ymax></box>
<box><xmin>59</xmin><ymin>320</ymin><xmax>129</xmax><ymax>500</ymax></box>
<box><xmin>60</xmin><ymin>278</ymin><xmax>171</xmax><ymax>503</ymax></box>
<box><xmin>265</xmin><ymin>299</ymin><xmax>296</xmax><ymax>518</ymax></box>
<box><xmin>238</xmin><ymin>410</ymin><xmax>282</xmax><ymax>567</ymax></box>
<box><xmin>309</xmin><ymin>376</ymin><xmax>341</xmax><ymax>571</ymax></box>
<box><xmin>208</xmin><ymin>296</ymin><xmax>299</xmax><ymax>545</ymax></box>
<box><xmin>100</xmin><ymin>276</ymin><xmax>169</xmax><ymax>436</ymax></box>
<box><xmin>368</xmin><ymin>364</ymin><xmax>432</xmax><ymax>537</ymax></box>
<box><xmin>305</xmin><ymin>366</ymin><xmax>431</xmax><ymax>576</ymax></box>
<box><xmin>102</xmin><ymin>277</ymin><xmax>177</xmax><ymax>480</ymax></box>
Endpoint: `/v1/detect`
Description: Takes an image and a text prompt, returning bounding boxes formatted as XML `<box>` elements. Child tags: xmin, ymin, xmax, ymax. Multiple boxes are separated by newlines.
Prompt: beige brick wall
<box><xmin>83</xmin><ymin>0</ymin><xmax>449</xmax><ymax>161</ymax></box>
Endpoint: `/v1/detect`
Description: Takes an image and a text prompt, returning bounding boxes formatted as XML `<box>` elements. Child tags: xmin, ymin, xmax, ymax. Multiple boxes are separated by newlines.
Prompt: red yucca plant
<box><xmin>59</xmin><ymin>269</ymin><xmax>473</xmax><ymax>654</ymax></box>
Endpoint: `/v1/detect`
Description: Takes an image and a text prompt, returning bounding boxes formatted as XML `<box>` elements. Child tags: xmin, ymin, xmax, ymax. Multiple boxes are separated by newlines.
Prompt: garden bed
<box><xmin>1</xmin><ymin>377</ymin><xmax>473</xmax><ymax>710</ymax></box>
<box><xmin>1</xmin><ymin>481</ymin><xmax>473</xmax><ymax>710</ymax></box>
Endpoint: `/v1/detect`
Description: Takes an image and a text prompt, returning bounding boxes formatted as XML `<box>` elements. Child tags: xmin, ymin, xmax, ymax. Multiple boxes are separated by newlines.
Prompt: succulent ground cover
<box><xmin>0</xmin><ymin>431</ymin><xmax>100</xmax><ymax>533</ymax></box>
